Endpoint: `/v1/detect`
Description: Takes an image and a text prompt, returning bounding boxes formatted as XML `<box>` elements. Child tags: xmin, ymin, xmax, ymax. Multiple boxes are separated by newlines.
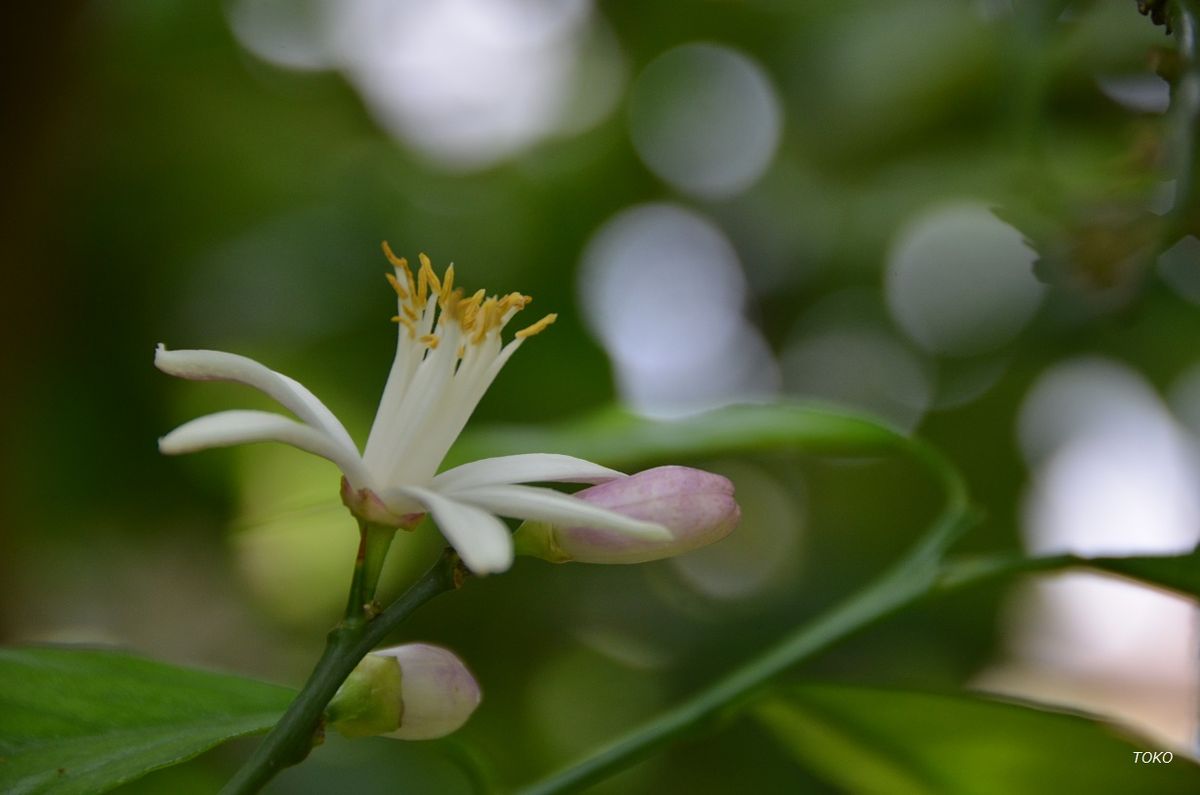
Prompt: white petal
<box><xmin>449</xmin><ymin>484</ymin><xmax>670</xmax><ymax>541</ymax></box>
<box><xmin>159</xmin><ymin>410</ymin><xmax>369</xmax><ymax>485</ymax></box>
<box><xmin>155</xmin><ymin>345</ymin><xmax>359</xmax><ymax>457</ymax></box>
<box><xmin>393</xmin><ymin>485</ymin><xmax>514</xmax><ymax>575</ymax></box>
<box><xmin>432</xmin><ymin>454</ymin><xmax>626</xmax><ymax>494</ymax></box>
<box><xmin>361</xmin><ymin>319</ymin><xmax>425</xmax><ymax>473</ymax></box>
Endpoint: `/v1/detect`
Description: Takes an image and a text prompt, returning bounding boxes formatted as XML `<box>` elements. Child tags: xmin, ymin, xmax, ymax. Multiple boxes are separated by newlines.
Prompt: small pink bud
<box><xmin>328</xmin><ymin>643</ymin><xmax>481</xmax><ymax>740</ymax></box>
<box><xmin>514</xmin><ymin>465</ymin><xmax>740</xmax><ymax>564</ymax></box>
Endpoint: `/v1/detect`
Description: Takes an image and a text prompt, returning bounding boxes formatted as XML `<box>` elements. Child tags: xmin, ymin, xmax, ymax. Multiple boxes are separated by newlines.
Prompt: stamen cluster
<box><xmin>381</xmin><ymin>243</ymin><xmax>555</xmax><ymax>357</ymax></box>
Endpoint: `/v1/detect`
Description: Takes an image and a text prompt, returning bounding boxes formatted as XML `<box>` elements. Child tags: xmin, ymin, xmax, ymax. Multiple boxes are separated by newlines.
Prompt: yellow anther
<box><xmin>382</xmin><ymin>243</ymin><xmax>417</xmax><ymax>303</ymax></box>
<box><xmin>380</xmin><ymin>249</ymin><xmax>549</xmax><ymax>345</ymax></box>
<box><xmin>416</xmin><ymin>265</ymin><xmax>428</xmax><ymax>306</ymax></box>
<box><xmin>385</xmin><ymin>271</ymin><xmax>407</xmax><ymax>299</ymax></box>
<box><xmin>381</xmin><ymin>241</ymin><xmax>407</xmax><ymax>269</ymax></box>
<box><xmin>459</xmin><ymin>288</ymin><xmax>485</xmax><ymax>331</ymax></box>
<box><xmin>473</xmin><ymin>298</ymin><xmax>500</xmax><ymax>342</ymax></box>
<box><xmin>403</xmin><ymin>270</ymin><xmax>417</xmax><ymax>305</ymax></box>
<box><xmin>515</xmin><ymin>313</ymin><xmax>557</xmax><ymax>339</ymax></box>
<box><xmin>418</xmin><ymin>253</ymin><xmax>441</xmax><ymax>298</ymax></box>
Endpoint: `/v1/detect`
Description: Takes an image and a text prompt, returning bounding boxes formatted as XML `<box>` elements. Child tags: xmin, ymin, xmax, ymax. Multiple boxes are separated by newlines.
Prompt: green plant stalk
<box><xmin>1166</xmin><ymin>0</ymin><xmax>1200</xmax><ymax>244</ymax></box>
<box><xmin>518</xmin><ymin>438</ymin><xmax>973</xmax><ymax>795</ymax></box>
<box><xmin>344</xmin><ymin>521</ymin><xmax>400</xmax><ymax>622</ymax></box>
<box><xmin>220</xmin><ymin>548</ymin><xmax>460</xmax><ymax>795</ymax></box>
<box><xmin>517</xmin><ymin>532</ymin><xmax>1176</xmax><ymax>794</ymax></box>
<box><xmin>519</xmin><ymin>516</ymin><xmax>1193</xmax><ymax>794</ymax></box>
<box><xmin>519</xmin><ymin>433</ymin><xmax>1194</xmax><ymax>794</ymax></box>
<box><xmin>517</xmin><ymin>506</ymin><xmax>976</xmax><ymax>795</ymax></box>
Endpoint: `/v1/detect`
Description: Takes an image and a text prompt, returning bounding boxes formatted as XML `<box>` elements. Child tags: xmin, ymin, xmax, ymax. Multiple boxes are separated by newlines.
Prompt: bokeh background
<box><xmin>2</xmin><ymin>1</ymin><xmax>1198</xmax><ymax>792</ymax></box>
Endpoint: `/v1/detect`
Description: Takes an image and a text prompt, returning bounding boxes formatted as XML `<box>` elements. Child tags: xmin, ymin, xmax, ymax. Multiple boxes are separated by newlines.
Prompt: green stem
<box><xmin>517</xmin><ymin>540</ymin><xmax>1145</xmax><ymax>795</ymax></box>
<box><xmin>518</xmin><ymin>510</ymin><xmax>1187</xmax><ymax>793</ymax></box>
<box><xmin>220</xmin><ymin>551</ymin><xmax>459</xmax><ymax>795</ymax></box>
<box><xmin>517</xmin><ymin>506</ymin><xmax>976</xmax><ymax>795</ymax></box>
<box><xmin>1165</xmin><ymin>0</ymin><xmax>1200</xmax><ymax>245</ymax></box>
<box><xmin>344</xmin><ymin>522</ymin><xmax>399</xmax><ymax>623</ymax></box>
<box><xmin>518</xmin><ymin>439</ymin><xmax>974</xmax><ymax>795</ymax></box>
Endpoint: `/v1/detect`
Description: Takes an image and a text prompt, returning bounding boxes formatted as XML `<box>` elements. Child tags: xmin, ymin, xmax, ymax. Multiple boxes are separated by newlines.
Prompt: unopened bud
<box><xmin>514</xmin><ymin>465</ymin><xmax>740</xmax><ymax>564</ymax></box>
<box><xmin>327</xmin><ymin>643</ymin><xmax>481</xmax><ymax>740</ymax></box>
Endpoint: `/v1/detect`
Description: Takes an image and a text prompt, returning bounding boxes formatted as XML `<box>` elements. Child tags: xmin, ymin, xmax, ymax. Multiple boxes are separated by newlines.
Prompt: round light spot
<box><xmin>628</xmin><ymin>43</ymin><xmax>782</xmax><ymax>199</ymax></box>
<box><xmin>886</xmin><ymin>202</ymin><xmax>1043</xmax><ymax>357</ymax></box>
<box><xmin>1096</xmin><ymin>74</ymin><xmax>1170</xmax><ymax>115</ymax></box>
<box><xmin>333</xmin><ymin>0</ymin><xmax>596</xmax><ymax>169</ymax></box>
<box><xmin>781</xmin><ymin>327</ymin><xmax>932</xmax><ymax>432</ymax></box>
<box><xmin>227</xmin><ymin>0</ymin><xmax>338</xmax><ymax>71</ymax></box>
<box><xmin>1016</xmin><ymin>358</ymin><xmax>1163</xmax><ymax>465</ymax></box>
<box><xmin>668</xmin><ymin>461</ymin><xmax>803</xmax><ymax>601</ymax></box>
<box><xmin>579</xmin><ymin>203</ymin><xmax>778</xmax><ymax>415</ymax></box>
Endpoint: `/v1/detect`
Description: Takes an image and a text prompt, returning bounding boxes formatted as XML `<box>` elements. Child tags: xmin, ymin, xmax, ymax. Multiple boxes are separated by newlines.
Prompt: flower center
<box><xmin>361</xmin><ymin>244</ymin><xmax>558</xmax><ymax>494</ymax></box>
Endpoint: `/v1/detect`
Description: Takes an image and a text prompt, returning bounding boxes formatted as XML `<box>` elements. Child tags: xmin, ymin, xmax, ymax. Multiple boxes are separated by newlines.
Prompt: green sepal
<box><xmin>512</xmin><ymin>520</ymin><xmax>572</xmax><ymax>563</ymax></box>
<box><xmin>326</xmin><ymin>654</ymin><xmax>403</xmax><ymax>738</ymax></box>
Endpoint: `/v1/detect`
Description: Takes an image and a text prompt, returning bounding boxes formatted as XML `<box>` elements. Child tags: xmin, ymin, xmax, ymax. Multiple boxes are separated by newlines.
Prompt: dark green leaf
<box><xmin>1088</xmin><ymin>546</ymin><xmax>1200</xmax><ymax>598</ymax></box>
<box><xmin>447</xmin><ymin>402</ymin><xmax>907</xmax><ymax>470</ymax></box>
<box><xmin>758</xmin><ymin>684</ymin><xmax>1200</xmax><ymax>795</ymax></box>
<box><xmin>0</xmin><ymin>646</ymin><xmax>294</xmax><ymax>795</ymax></box>
<box><xmin>937</xmin><ymin>546</ymin><xmax>1200</xmax><ymax>601</ymax></box>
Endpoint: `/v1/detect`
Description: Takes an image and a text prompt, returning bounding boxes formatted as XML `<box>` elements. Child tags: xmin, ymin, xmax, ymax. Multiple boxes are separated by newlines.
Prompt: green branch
<box><xmin>219</xmin><ymin>550</ymin><xmax>460</xmax><ymax>795</ymax></box>
<box><xmin>517</xmin><ymin>438</ymin><xmax>974</xmax><ymax>795</ymax></box>
<box><xmin>517</xmin><ymin>541</ymin><xmax>1192</xmax><ymax>795</ymax></box>
<box><xmin>516</xmin><ymin>430</ymin><xmax>1195</xmax><ymax>794</ymax></box>
<box><xmin>1165</xmin><ymin>0</ymin><xmax>1200</xmax><ymax>244</ymax></box>
<box><xmin>518</xmin><ymin>513</ymin><xmax>977</xmax><ymax>795</ymax></box>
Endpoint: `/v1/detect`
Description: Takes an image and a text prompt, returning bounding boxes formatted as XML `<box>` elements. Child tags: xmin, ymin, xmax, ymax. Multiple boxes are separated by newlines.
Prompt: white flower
<box><xmin>156</xmin><ymin>246</ymin><xmax>668</xmax><ymax>575</ymax></box>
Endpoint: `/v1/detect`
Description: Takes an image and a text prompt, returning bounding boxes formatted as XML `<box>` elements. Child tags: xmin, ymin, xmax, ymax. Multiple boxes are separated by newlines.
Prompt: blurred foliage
<box><xmin>758</xmin><ymin>683</ymin><xmax>1200</xmax><ymax>794</ymax></box>
<box><xmin>2</xmin><ymin>0</ymin><xmax>1198</xmax><ymax>792</ymax></box>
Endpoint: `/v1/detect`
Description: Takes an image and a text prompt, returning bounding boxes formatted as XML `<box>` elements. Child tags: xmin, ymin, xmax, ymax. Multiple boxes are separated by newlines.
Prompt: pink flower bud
<box><xmin>328</xmin><ymin>643</ymin><xmax>481</xmax><ymax>740</ymax></box>
<box><xmin>515</xmin><ymin>465</ymin><xmax>740</xmax><ymax>564</ymax></box>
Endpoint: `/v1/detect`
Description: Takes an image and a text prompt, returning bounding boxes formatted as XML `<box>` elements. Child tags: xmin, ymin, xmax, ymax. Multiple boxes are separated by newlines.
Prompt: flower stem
<box><xmin>344</xmin><ymin>521</ymin><xmax>399</xmax><ymax>623</ymax></box>
<box><xmin>220</xmin><ymin>550</ymin><xmax>460</xmax><ymax>795</ymax></box>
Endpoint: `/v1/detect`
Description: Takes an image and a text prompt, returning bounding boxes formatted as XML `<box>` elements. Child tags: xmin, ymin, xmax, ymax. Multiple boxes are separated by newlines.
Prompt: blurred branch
<box><xmin>1163</xmin><ymin>0</ymin><xmax>1200</xmax><ymax>244</ymax></box>
<box><xmin>518</xmin><ymin>436</ymin><xmax>1198</xmax><ymax>795</ymax></box>
<box><xmin>519</xmin><ymin>539</ymin><xmax>1198</xmax><ymax>795</ymax></box>
<box><xmin>517</xmin><ymin>440</ymin><xmax>977</xmax><ymax>795</ymax></box>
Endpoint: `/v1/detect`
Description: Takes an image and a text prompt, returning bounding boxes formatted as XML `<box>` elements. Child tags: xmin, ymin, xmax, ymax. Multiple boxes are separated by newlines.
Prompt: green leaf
<box><xmin>1087</xmin><ymin>546</ymin><xmax>1200</xmax><ymax>599</ymax></box>
<box><xmin>0</xmin><ymin>646</ymin><xmax>294</xmax><ymax>795</ymax></box>
<box><xmin>758</xmin><ymin>684</ymin><xmax>1200</xmax><ymax>795</ymax></box>
<box><xmin>936</xmin><ymin>545</ymin><xmax>1200</xmax><ymax>602</ymax></box>
<box><xmin>447</xmin><ymin>402</ymin><xmax>908</xmax><ymax>470</ymax></box>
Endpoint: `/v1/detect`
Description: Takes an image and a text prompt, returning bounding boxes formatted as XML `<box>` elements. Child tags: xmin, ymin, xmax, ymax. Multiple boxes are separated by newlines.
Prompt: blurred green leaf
<box><xmin>757</xmin><ymin>684</ymin><xmax>1200</xmax><ymax>795</ymax></box>
<box><xmin>447</xmin><ymin>403</ymin><xmax>908</xmax><ymax>470</ymax></box>
<box><xmin>0</xmin><ymin>647</ymin><xmax>293</xmax><ymax>795</ymax></box>
<box><xmin>937</xmin><ymin>545</ymin><xmax>1200</xmax><ymax>601</ymax></box>
<box><xmin>1088</xmin><ymin>546</ymin><xmax>1200</xmax><ymax>598</ymax></box>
